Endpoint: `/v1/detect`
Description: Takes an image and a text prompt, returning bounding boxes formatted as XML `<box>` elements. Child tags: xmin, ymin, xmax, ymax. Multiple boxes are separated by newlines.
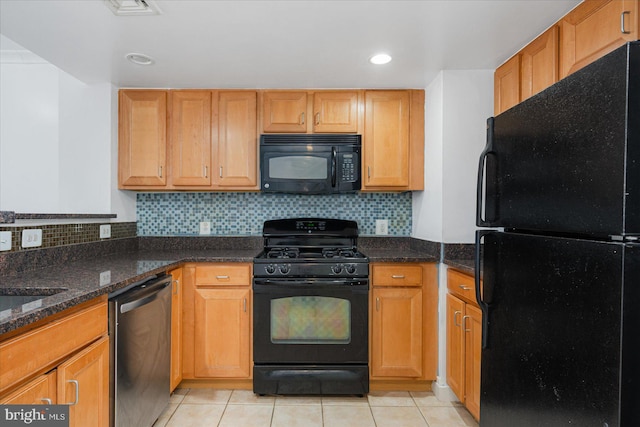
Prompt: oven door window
<box><xmin>268</xmin><ymin>155</ymin><xmax>328</xmax><ymax>180</ymax></box>
<box><xmin>271</xmin><ymin>296</ymin><xmax>350</xmax><ymax>344</ymax></box>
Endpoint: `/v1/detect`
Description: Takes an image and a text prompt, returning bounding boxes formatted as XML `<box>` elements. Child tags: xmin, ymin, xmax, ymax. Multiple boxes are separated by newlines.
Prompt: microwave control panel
<box><xmin>340</xmin><ymin>153</ymin><xmax>358</xmax><ymax>183</ymax></box>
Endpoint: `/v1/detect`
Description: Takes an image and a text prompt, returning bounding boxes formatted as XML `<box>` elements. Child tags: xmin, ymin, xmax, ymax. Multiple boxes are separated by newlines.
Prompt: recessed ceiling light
<box><xmin>369</xmin><ymin>53</ymin><xmax>392</xmax><ymax>65</ymax></box>
<box><xmin>125</xmin><ymin>52</ymin><xmax>154</xmax><ymax>65</ymax></box>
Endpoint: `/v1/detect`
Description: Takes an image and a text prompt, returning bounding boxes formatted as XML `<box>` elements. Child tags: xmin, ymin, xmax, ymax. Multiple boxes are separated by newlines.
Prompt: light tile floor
<box><xmin>153</xmin><ymin>389</ymin><xmax>479</xmax><ymax>427</ymax></box>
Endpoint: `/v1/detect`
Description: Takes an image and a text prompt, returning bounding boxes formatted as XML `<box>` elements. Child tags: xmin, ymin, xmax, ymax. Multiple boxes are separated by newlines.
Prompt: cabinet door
<box><xmin>494</xmin><ymin>55</ymin><xmax>521</xmax><ymax>116</ymax></box>
<box><xmin>213</xmin><ymin>91</ymin><xmax>258</xmax><ymax>188</ymax></box>
<box><xmin>363</xmin><ymin>91</ymin><xmax>410</xmax><ymax>188</ymax></box>
<box><xmin>262</xmin><ymin>91</ymin><xmax>308</xmax><ymax>133</ymax></box>
<box><xmin>312</xmin><ymin>91</ymin><xmax>359</xmax><ymax>133</ymax></box>
<box><xmin>194</xmin><ymin>288</ymin><xmax>251</xmax><ymax>378</ymax></box>
<box><xmin>0</xmin><ymin>371</ymin><xmax>56</xmax><ymax>404</ymax></box>
<box><xmin>57</xmin><ymin>336</ymin><xmax>109</xmax><ymax>427</ymax></box>
<box><xmin>464</xmin><ymin>304</ymin><xmax>482</xmax><ymax>421</ymax></box>
<box><xmin>560</xmin><ymin>0</ymin><xmax>639</xmax><ymax>78</ymax></box>
<box><xmin>521</xmin><ymin>26</ymin><xmax>559</xmax><ymax>102</ymax></box>
<box><xmin>446</xmin><ymin>293</ymin><xmax>465</xmax><ymax>402</ymax></box>
<box><xmin>169</xmin><ymin>268</ymin><xmax>183</xmax><ymax>392</ymax></box>
<box><xmin>371</xmin><ymin>287</ymin><xmax>422</xmax><ymax>378</ymax></box>
<box><xmin>169</xmin><ymin>91</ymin><xmax>212</xmax><ymax>187</ymax></box>
<box><xmin>118</xmin><ymin>90</ymin><xmax>167</xmax><ymax>187</ymax></box>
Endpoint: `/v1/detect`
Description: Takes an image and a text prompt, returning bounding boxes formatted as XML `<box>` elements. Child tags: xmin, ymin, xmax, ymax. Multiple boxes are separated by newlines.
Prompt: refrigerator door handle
<box><xmin>475</xmin><ymin>230</ymin><xmax>491</xmax><ymax>349</ymax></box>
<box><xmin>476</xmin><ymin>117</ymin><xmax>497</xmax><ymax>227</ymax></box>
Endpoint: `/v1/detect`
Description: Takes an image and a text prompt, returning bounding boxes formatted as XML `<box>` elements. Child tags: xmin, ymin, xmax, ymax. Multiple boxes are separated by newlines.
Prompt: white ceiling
<box><xmin>0</xmin><ymin>0</ymin><xmax>581</xmax><ymax>89</ymax></box>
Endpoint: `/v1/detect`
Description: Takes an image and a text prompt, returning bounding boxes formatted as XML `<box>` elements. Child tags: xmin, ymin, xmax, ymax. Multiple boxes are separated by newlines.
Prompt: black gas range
<box><xmin>252</xmin><ymin>218</ymin><xmax>370</xmax><ymax>396</ymax></box>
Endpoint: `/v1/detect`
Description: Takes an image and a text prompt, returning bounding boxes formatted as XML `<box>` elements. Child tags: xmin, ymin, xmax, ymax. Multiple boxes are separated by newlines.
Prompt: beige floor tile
<box><xmin>271</xmin><ymin>405</ymin><xmax>323</xmax><ymax>427</ymax></box>
<box><xmin>370</xmin><ymin>406</ymin><xmax>429</xmax><ymax>427</ymax></box>
<box><xmin>169</xmin><ymin>388</ymin><xmax>189</xmax><ymax>404</ymax></box>
<box><xmin>218</xmin><ymin>404</ymin><xmax>274</xmax><ymax>427</ymax></box>
<box><xmin>152</xmin><ymin>403</ymin><xmax>178</xmax><ymax>427</ymax></box>
<box><xmin>453</xmin><ymin>406</ymin><xmax>480</xmax><ymax>427</ymax></box>
<box><xmin>322</xmin><ymin>405</ymin><xmax>376</xmax><ymax>427</ymax></box>
<box><xmin>418</xmin><ymin>405</ymin><xmax>469</xmax><ymax>426</ymax></box>
<box><xmin>367</xmin><ymin>390</ymin><xmax>415</xmax><ymax>407</ymax></box>
<box><xmin>182</xmin><ymin>388</ymin><xmax>232</xmax><ymax>404</ymax></box>
<box><xmin>274</xmin><ymin>395</ymin><xmax>322</xmax><ymax>406</ymax></box>
<box><xmin>410</xmin><ymin>391</ymin><xmax>460</xmax><ymax>407</ymax></box>
<box><xmin>229</xmin><ymin>389</ymin><xmax>276</xmax><ymax>405</ymax></box>
<box><xmin>165</xmin><ymin>403</ymin><xmax>225</xmax><ymax>427</ymax></box>
<box><xmin>321</xmin><ymin>395</ymin><xmax>369</xmax><ymax>406</ymax></box>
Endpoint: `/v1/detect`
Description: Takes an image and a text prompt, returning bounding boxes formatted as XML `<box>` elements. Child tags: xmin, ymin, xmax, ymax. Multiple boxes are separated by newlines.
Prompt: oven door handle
<box><xmin>253</xmin><ymin>280</ymin><xmax>368</xmax><ymax>293</ymax></box>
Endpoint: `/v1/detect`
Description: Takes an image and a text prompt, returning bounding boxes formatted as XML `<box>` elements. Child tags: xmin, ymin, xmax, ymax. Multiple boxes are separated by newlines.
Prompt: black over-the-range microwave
<box><xmin>260</xmin><ymin>134</ymin><xmax>361</xmax><ymax>194</ymax></box>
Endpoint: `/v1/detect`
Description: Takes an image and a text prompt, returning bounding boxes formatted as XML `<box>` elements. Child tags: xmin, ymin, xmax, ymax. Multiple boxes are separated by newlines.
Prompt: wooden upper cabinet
<box><xmin>262</xmin><ymin>91</ymin><xmax>308</xmax><ymax>133</ymax></box>
<box><xmin>363</xmin><ymin>90</ymin><xmax>410</xmax><ymax>188</ymax></box>
<box><xmin>494</xmin><ymin>55</ymin><xmax>521</xmax><ymax>116</ymax></box>
<box><xmin>312</xmin><ymin>91</ymin><xmax>359</xmax><ymax>133</ymax></box>
<box><xmin>169</xmin><ymin>91</ymin><xmax>212</xmax><ymax>187</ymax></box>
<box><xmin>213</xmin><ymin>91</ymin><xmax>258</xmax><ymax>188</ymax></box>
<box><xmin>118</xmin><ymin>90</ymin><xmax>167</xmax><ymax>188</ymax></box>
<box><xmin>261</xmin><ymin>90</ymin><xmax>360</xmax><ymax>133</ymax></box>
<box><xmin>521</xmin><ymin>25</ymin><xmax>559</xmax><ymax>102</ymax></box>
<box><xmin>560</xmin><ymin>0</ymin><xmax>639</xmax><ymax>78</ymax></box>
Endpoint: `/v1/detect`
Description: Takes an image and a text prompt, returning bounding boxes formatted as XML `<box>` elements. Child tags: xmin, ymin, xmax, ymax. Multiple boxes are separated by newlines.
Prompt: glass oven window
<box><xmin>268</xmin><ymin>156</ymin><xmax>327</xmax><ymax>180</ymax></box>
<box><xmin>270</xmin><ymin>296</ymin><xmax>350</xmax><ymax>344</ymax></box>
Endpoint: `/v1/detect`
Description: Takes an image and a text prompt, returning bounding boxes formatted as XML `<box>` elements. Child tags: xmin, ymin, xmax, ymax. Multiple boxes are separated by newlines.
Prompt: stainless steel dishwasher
<box><xmin>109</xmin><ymin>275</ymin><xmax>172</xmax><ymax>427</ymax></box>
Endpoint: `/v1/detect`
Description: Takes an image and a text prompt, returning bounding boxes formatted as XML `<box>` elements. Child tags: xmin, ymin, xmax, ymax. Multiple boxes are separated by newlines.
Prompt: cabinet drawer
<box><xmin>371</xmin><ymin>264</ymin><xmax>423</xmax><ymax>287</ymax></box>
<box><xmin>447</xmin><ymin>269</ymin><xmax>478</xmax><ymax>305</ymax></box>
<box><xmin>0</xmin><ymin>299</ymin><xmax>107</xmax><ymax>394</ymax></box>
<box><xmin>196</xmin><ymin>264</ymin><xmax>252</xmax><ymax>287</ymax></box>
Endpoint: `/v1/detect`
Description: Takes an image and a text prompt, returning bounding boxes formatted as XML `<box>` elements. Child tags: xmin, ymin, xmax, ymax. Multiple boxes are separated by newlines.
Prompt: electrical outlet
<box><xmin>100</xmin><ymin>224</ymin><xmax>111</xmax><ymax>239</ymax></box>
<box><xmin>199</xmin><ymin>221</ymin><xmax>211</xmax><ymax>235</ymax></box>
<box><xmin>100</xmin><ymin>270</ymin><xmax>111</xmax><ymax>286</ymax></box>
<box><xmin>21</xmin><ymin>229</ymin><xmax>42</xmax><ymax>248</ymax></box>
<box><xmin>0</xmin><ymin>231</ymin><xmax>11</xmax><ymax>251</ymax></box>
<box><xmin>375</xmin><ymin>219</ymin><xmax>389</xmax><ymax>235</ymax></box>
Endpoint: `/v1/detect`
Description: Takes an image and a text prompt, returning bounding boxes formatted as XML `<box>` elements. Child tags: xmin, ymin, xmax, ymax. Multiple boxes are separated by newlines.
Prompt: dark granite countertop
<box><xmin>0</xmin><ymin>236</ymin><xmax>444</xmax><ymax>336</ymax></box>
<box><xmin>0</xmin><ymin>248</ymin><xmax>259</xmax><ymax>335</ymax></box>
<box><xmin>444</xmin><ymin>258</ymin><xmax>475</xmax><ymax>276</ymax></box>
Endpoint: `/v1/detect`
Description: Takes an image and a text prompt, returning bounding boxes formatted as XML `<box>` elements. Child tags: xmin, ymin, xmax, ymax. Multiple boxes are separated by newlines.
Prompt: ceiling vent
<box><xmin>104</xmin><ymin>0</ymin><xmax>162</xmax><ymax>16</ymax></box>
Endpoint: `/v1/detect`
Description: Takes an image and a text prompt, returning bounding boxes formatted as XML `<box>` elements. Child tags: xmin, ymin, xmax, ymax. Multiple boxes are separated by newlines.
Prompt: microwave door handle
<box><xmin>331</xmin><ymin>146</ymin><xmax>337</xmax><ymax>187</ymax></box>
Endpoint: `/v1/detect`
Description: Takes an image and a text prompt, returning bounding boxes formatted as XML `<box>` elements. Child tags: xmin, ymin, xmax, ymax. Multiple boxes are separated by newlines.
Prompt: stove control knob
<box><xmin>345</xmin><ymin>264</ymin><xmax>357</xmax><ymax>274</ymax></box>
<box><xmin>331</xmin><ymin>264</ymin><xmax>343</xmax><ymax>274</ymax></box>
<box><xmin>279</xmin><ymin>264</ymin><xmax>291</xmax><ymax>275</ymax></box>
<box><xmin>265</xmin><ymin>264</ymin><xmax>276</xmax><ymax>274</ymax></box>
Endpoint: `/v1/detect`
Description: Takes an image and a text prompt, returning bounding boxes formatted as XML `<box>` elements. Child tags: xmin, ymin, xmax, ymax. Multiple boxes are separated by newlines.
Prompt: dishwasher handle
<box><xmin>118</xmin><ymin>278</ymin><xmax>171</xmax><ymax>314</ymax></box>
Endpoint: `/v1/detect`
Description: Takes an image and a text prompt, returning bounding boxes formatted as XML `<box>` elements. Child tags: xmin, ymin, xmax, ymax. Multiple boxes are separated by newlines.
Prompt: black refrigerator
<box><xmin>475</xmin><ymin>41</ymin><xmax>640</xmax><ymax>427</ymax></box>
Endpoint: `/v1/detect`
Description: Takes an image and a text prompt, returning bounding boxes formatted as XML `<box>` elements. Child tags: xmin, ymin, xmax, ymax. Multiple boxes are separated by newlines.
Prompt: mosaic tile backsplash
<box><xmin>137</xmin><ymin>192</ymin><xmax>412</xmax><ymax>236</ymax></box>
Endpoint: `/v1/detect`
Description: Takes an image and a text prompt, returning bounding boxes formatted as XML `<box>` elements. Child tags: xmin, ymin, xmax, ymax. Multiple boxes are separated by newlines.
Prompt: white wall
<box><xmin>412</xmin><ymin>70</ymin><xmax>493</xmax><ymax>243</ymax></box>
<box><xmin>0</xmin><ymin>49</ymin><xmax>135</xmax><ymax>221</ymax></box>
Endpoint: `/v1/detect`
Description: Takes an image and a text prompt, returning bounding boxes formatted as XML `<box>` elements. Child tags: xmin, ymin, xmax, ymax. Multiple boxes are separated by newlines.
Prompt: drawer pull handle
<box><xmin>158</xmin><ymin>166</ymin><xmax>163</xmax><ymax>178</ymax></box>
<box><xmin>216</xmin><ymin>275</ymin><xmax>230</xmax><ymax>280</ymax></box>
<box><xmin>300</xmin><ymin>112</ymin><xmax>305</xmax><ymax>125</ymax></box>
<box><xmin>219</xmin><ymin>166</ymin><xmax>223</xmax><ymax>178</ymax></box>
<box><xmin>204</xmin><ymin>166</ymin><xmax>208</xmax><ymax>178</ymax></box>
<box><xmin>173</xmin><ymin>279</ymin><xmax>180</xmax><ymax>295</ymax></box>
<box><xmin>621</xmin><ymin>11</ymin><xmax>631</xmax><ymax>34</ymax></box>
<box><xmin>391</xmin><ymin>275</ymin><xmax>405</xmax><ymax>279</ymax></box>
<box><xmin>315</xmin><ymin>112</ymin><xmax>321</xmax><ymax>125</ymax></box>
<box><xmin>459</xmin><ymin>285</ymin><xmax>472</xmax><ymax>291</ymax></box>
<box><xmin>243</xmin><ymin>298</ymin><xmax>247</xmax><ymax>312</ymax></box>
<box><xmin>41</xmin><ymin>398</ymin><xmax>52</xmax><ymax>405</ymax></box>
<box><xmin>66</xmin><ymin>380</ymin><xmax>79</xmax><ymax>406</ymax></box>
<box><xmin>376</xmin><ymin>297</ymin><xmax>380</xmax><ymax>311</ymax></box>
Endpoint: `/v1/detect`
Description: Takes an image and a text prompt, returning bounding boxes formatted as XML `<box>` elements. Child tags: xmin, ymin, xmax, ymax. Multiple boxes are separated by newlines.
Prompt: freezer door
<box><xmin>476</xmin><ymin>42</ymin><xmax>640</xmax><ymax>237</ymax></box>
<box><xmin>477</xmin><ymin>232</ymin><xmax>639</xmax><ymax>427</ymax></box>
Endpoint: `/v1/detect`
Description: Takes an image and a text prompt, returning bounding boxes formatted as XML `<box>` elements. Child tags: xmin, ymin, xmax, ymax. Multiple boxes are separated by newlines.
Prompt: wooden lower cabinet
<box><xmin>446</xmin><ymin>269</ymin><xmax>481</xmax><ymax>421</ymax></box>
<box><xmin>169</xmin><ymin>268</ymin><xmax>183</xmax><ymax>392</ymax></box>
<box><xmin>369</xmin><ymin>263</ymin><xmax>438</xmax><ymax>389</ymax></box>
<box><xmin>181</xmin><ymin>263</ymin><xmax>253</xmax><ymax>386</ymax></box>
<box><xmin>194</xmin><ymin>287</ymin><xmax>251</xmax><ymax>378</ymax></box>
<box><xmin>57</xmin><ymin>336</ymin><xmax>110</xmax><ymax>427</ymax></box>
<box><xmin>0</xmin><ymin>297</ymin><xmax>109</xmax><ymax>426</ymax></box>
<box><xmin>371</xmin><ymin>287</ymin><xmax>423</xmax><ymax>377</ymax></box>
